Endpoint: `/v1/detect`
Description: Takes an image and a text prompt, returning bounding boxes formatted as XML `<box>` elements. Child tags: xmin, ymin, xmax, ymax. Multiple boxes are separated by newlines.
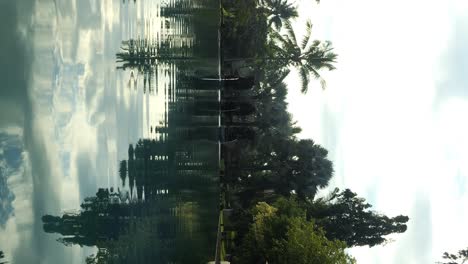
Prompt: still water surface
<box><xmin>0</xmin><ymin>0</ymin><xmax>220</xmax><ymax>262</ymax></box>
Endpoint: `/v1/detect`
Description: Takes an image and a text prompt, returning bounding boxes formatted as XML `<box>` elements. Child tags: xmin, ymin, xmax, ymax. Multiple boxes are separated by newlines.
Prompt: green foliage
<box><xmin>234</xmin><ymin>200</ymin><xmax>355</xmax><ymax>264</ymax></box>
<box><xmin>268</xmin><ymin>21</ymin><xmax>337</xmax><ymax>92</ymax></box>
<box><xmin>437</xmin><ymin>247</ymin><xmax>468</xmax><ymax>264</ymax></box>
<box><xmin>86</xmin><ymin>218</ymin><xmax>160</xmax><ymax>264</ymax></box>
<box><xmin>258</xmin><ymin>0</ymin><xmax>298</xmax><ymax>30</ymax></box>
<box><xmin>42</xmin><ymin>188</ymin><xmax>140</xmax><ymax>247</ymax></box>
<box><xmin>309</xmin><ymin>188</ymin><xmax>409</xmax><ymax>247</ymax></box>
<box><xmin>273</xmin><ymin>197</ymin><xmax>306</xmax><ymax>218</ymax></box>
<box><xmin>84</xmin><ymin>202</ymin><xmax>212</xmax><ymax>264</ymax></box>
<box><xmin>85</xmin><ymin>217</ymin><xmax>162</xmax><ymax>264</ymax></box>
<box><xmin>221</xmin><ymin>7</ymin><xmax>235</xmax><ymax>19</ymax></box>
<box><xmin>221</xmin><ymin>0</ymin><xmax>269</xmax><ymax>58</ymax></box>
<box><xmin>231</xmin><ymin>136</ymin><xmax>333</xmax><ymax>205</ymax></box>
<box><xmin>221</xmin><ymin>0</ymin><xmax>336</xmax><ymax>90</ymax></box>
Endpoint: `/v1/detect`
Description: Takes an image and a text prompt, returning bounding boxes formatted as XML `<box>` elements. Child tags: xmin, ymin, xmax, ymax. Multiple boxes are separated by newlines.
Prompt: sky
<box><xmin>287</xmin><ymin>0</ymin><xmax>468</xmax><ymax>263</ymax></box>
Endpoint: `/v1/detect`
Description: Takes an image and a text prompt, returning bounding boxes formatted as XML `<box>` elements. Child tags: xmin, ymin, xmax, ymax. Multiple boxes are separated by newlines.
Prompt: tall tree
<box><xmin>308</xmin><ymin>188</ymin><xmax>409</xmax><ymax>247</ymax></box>
<box><xmin>269</xmin><ymin>20</ymin><xmax>337</xmax><ymax>93</ymax></box>
<box><xmin>235</xmin><ymin>138</ymin><xmax>333</xmax><ymax>201</ymax></box>
<box><xmin>290</xmin><ymin>139</ymin><xmax>333</xmax><ymax>200</ymax></box>
<box><xmin>262</xmin><ymin>138</ymin><xmax>333</xmax><ymax>200</ymax></box>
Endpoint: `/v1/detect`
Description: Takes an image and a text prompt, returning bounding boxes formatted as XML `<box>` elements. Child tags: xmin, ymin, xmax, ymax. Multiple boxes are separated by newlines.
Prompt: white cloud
<box><xmin>288</xmin><ymin>0</ymin><xmax>468</xmax><ymax>263</ymax></box>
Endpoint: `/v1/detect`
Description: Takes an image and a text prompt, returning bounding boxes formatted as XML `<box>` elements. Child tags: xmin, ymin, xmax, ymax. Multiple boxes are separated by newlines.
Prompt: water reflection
<box><xmin>0</xmin><ymin>0</ymin><xmax>223</xmax><ymax>262</ymax></box>
<box><xmin>38</xmin><ymin>0</ymin><xmax>222</xmax><ymax>262</ymax></box>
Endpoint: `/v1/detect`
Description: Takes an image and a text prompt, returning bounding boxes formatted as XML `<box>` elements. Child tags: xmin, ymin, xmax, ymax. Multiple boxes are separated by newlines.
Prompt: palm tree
<box><xmin>269</xmin><ymin>20</ymin><xmax>337</xmax><ymax>93</ymax></box>
<box><xmin>258</xmin><ymin>0</ymin><xmax>298</xmax><ymax>30</ymax></box>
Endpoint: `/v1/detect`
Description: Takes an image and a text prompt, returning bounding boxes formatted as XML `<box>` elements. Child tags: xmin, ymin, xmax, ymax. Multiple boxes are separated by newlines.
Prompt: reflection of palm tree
<box><xmin>116</xmin><ymin>39</ymin><xmax>192</xmax><ymax>69</ymax></box>
<box><xmin>259</xmin><ymin>0</ymin><xmax>298</xmax><ymax>30</ymax></box>
<box><xmin>270</xmin><ymin>21</ymin><xmax>337</xmax><ymax>93</ymax></box>
<box><xmin>119</xmin><ymin>160</ymin><xmax>127</xmax><ymax>187</ymax></box>
<box><xmin>128</xmin><ymin>144</ymin><xmax>136</xmax><ymax>199</ymax></box>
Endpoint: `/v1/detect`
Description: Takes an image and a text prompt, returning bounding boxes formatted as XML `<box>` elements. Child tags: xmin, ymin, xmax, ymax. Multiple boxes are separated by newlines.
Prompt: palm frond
<box><xmin>309</xmin><ymin>68</ymin><xmax>327</xmax><ymax>90</ymax></box>
<box><xmin>270</xmin><ymin>30</ymin><xmax>284</xmax><ymax>43</ymax></box>
<box><xmin>301</xmin><ymin>20</ymin><xmax>313</xmax><ymax>50</ymax></box>
<box><xmin>312</xmin><ymin>39</ymin><xmax>321</xmax><ymax>47</ymax></box>
<box><xmin>269</xmin><ymin>31</ymin><xmax>286</xmax><ymax>48</ymax></box>
<box><xmin>283</xmin><ymin>20</ymin><xmax>298</xmax><ymax>46</ymax></box>
<box><xmin>272</xmin><ymin>16</ymin><xmax>282</xmax><ymax>30</ymax></box>
<box><xmin>270</xmin><ymin>68</ymin><xmax>291</xmax><ymax>87</ymax></box>
<box><xmin>299</xmin><ymin>67</ymin><xmax>310</xmax><ymax>93</ymax></box>
<box><xmin>275</xmin><ymin>0</ymin><xmax>298</xmax><ymax>17</ymax></box>
<box><xmin>323</xmin><ymin>40</ymin><xmax>333</xmax><ymax>47</ymax></box>
<box><xmin>301</xmin><ymin>40</ymin><xmax>319</xmax><ymax>56</ymax></box>
<box><xmin>321</xmin><ymin>62</ymin><xmax>336</xmax><ymax>71</ymax></box>
<box><xmin>281</xmin><ymin>5</ymin><xmax>298</xmax><ymax>19</ymax></box>
<box><xmin>270</xmin><ymin>31</ymin><xmax>295</xmax><ymax>60</ymax></box>
<box><xmin>270</xmin><ymin>31</ymin><xmax>290</xmax><ymax>58</ymax></box>
<box><xmin>323</xmin><ymin>50</ymin><xmax>338</xmax><ymax>60</ymax></box>
<box><xmin>302</xmin><ymin>43</ymin><xmax>337</xmax><ymax>67</ymax></box>
<box><xmin>320</xmin><ymin>78</ymin><xmax>327</xmax><ymax>90</ymax></box>
<box><xmin>262</xmin><ymin>0</ymin><xmax>298</xmax><ymax>30</ymax></box>
<box><xmin>308</xmin><ymin>67</ymin><xmax>321</xmax><ymax>79</ymax></box>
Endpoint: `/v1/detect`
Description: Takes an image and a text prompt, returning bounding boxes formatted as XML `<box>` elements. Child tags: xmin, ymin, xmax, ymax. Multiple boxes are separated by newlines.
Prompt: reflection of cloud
<box><xmin>0</xmin><ymin>134</ymin><xmax>24</xmax><ymax>228</ymax></box>
<box><xmin>0</xmin><ymin>1</ymin><xmax>69</xmax><ymax>262</ymax></box>
<box><xmin>75</xmin><ymin>152</ymin><xmax>97</xmax><ymax>199</ymax></box>
<box><xmin>0</xmin><ymin>134</ymin><xmax>23</xmax><ymax>170</ymax></box>
<box><xmin>0</xmin><ymin>2</ymin><xmax>30</xmax><ymax>129</ymax></box>
<box><xmin>1</xmin><ymin>0</ymin><xmax>148</xmax><ymax>262</ymax></box>
<box><xmin>0</xmin><ymin>0</ymin><xmax>31</xmax><ymax>240</ymax></box>
<box><xmin>0</xmin><ymin>165</ymin><xmax>17</xmax><ymax>228</ymax></box>
<box><xmin>0</xmin><ymin>0</ymin><xmax>87</xmax><ymax>262</ymax></box>
<box><xmin>76</xmin><ymin>0</ymin><xmax>102</xmax><ymax>29</ymax></box>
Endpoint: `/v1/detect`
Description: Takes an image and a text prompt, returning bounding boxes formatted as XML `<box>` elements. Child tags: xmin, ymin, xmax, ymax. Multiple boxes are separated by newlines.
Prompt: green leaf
<box><xmin>301</xmin><ymin>20</ymin><xmax>313</xmax><ymax>50</ymax></box>
<box><xmin>299</xmin><ymin>67</ymin><xmax>310</xmax><ymax>93</ymax></box>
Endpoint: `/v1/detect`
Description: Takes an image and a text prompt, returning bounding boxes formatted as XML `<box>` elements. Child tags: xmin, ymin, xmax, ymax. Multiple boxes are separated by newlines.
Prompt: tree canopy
<box><xmin>234</xmin><ymin>199</ymin><xmax>356</xmax><ymax>264</ymax></box>
<box><xmin>308</xmin><ymin>188</ymin><xmax>409</xmax><ymax>247</ymax></box>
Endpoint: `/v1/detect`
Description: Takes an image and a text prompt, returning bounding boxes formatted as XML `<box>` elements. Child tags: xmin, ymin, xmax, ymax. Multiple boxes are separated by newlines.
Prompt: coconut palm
<box><xmin>258</xmin><ymin>0</ymin><xmax>298</xmax><ymax>30</ymax></box>
<box><xmin>270</xmin><ymin>20</ymin><xmax>337</xmax><ymax>93</ymax></box>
